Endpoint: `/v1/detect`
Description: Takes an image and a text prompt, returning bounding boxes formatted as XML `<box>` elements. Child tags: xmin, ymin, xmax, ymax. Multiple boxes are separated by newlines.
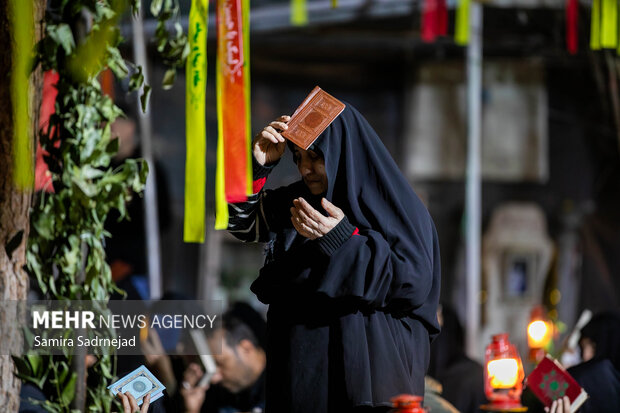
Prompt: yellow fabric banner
<box><xmin>455</xmin><ymin>0</ymin><xmax>470</xmax><ymax>46</ymax></box>
<box><xmin>291</xmin><ymin>0</ymin><xmax>308</xmax><ymax>26</ymax></box>
<box><xmin>9</xmin><ymin>0</ymin><xmax>34</xmax><ymax>189</ymax></box>
<box><xmin>243</xmin><ymin>0</ymin><xmax>253</xmax><ymax>198</ymax></box>
<box><xmin>215</xmin><ymin>110</ymin><xmax>228</xmax><ymax>229</ymax></box>
<box><xmin>591</xmin><ymin>0</ymin><xmax>601</xmax><ymax>50</ymax></box>
<box><xmin>184</xmin><ymin>0</ymin><xmax>209</xmax><ymax>243</ymax></box>
<box><xmin>601</xmin><ymin>0</ymin><xmax>618</xmax><ymax>49</ymax></box>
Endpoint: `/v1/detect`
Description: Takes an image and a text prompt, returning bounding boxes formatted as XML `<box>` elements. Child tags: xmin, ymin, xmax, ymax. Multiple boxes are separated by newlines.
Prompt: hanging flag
<box><xmin>455</xmin><ymin>0</ymin><xmax>471</xmax><ymax>46</ymax></box>
<box><xmin>184</xmin><ymin>0</ymin><xmax>209</xmax><ymax>243</ymax></box>
<box><xmin>35</xmin><ymin>71</ymin><xmax>60</xmax><ymax>193</ymax></box>
<box><xmin>566</xmin><ymin>0</ymin><xmax>578</xmax><ymax>54</ymax></box>
<box><xmin>9</xmin><ymin>0</ymin><xmax>34</xmax><ymax>190</ymax></box>
<box><xmin>591</xmin><ymin>0</ymin><xmax>601</xmax><ymax>49</ymax></box>
<box><xmin>291</xmin><ymin>0</ymin><xmax>308</xmax><ymax>26</ymax></box>
<box><xmin>601</xmin><ymin>0</ymin><xmax>618</xmax><ymax>48</ymax></box>
<box><xmin>437</xmin><ymin>0</ymin><xmax>448</xmax><ymax>36</ymax></box>
<box><xmin>100</xmin><ymin>68</ymin><xmax>116</xmax><ymax>99</ymax></box>
<box><xmin>422</xmin><ymin>0</ymin><xmax>439</xmax><ymax>42</ymax></box>
<box><xmin>215</xmin><ymin>0</ymin><xmax>252</xmax><ymax>230</ymax></box>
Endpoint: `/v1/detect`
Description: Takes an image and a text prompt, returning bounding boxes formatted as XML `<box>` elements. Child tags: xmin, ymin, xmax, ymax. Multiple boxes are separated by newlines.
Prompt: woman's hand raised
<box><xmin>253</xmin><ymin>115</ymin><xmax>290</xmax><ymax>166</ymax></box>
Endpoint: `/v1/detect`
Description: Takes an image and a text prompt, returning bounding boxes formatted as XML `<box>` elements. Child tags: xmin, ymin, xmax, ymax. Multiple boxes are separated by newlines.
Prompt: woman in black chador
<box><xmin>227</xmin><ymin>104</ymin><xmax>440</xmax><ymax>412</ymax></box>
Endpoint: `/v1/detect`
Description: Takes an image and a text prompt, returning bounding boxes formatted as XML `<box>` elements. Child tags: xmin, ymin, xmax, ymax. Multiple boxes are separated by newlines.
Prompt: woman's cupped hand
<box><xmin>290</xmin><ymin>197</ymin><xmax>344</xmax><ymax>239</ymax></box>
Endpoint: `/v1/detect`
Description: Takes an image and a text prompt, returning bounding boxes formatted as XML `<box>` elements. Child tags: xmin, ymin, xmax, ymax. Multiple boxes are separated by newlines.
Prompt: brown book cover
<box><xmin>282</xmin><ymin>86</ymin><xmax>346</xmax><ymax>150</ymax></box>
<box><xmin>525</xmin><ymin>355</ymin><xmax>588</xmax><ymax>412</ymax></box>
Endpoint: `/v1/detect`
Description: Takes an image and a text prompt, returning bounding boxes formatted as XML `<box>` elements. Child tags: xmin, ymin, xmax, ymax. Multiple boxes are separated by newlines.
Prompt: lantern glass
<box><xmin>484</xmin><ymin>333</ymin><xmax>525</xmax><ymax>409</ymax></box>
<box><xmin>487</xmin><ymin>358</ymin><xmax>519</xmax><ymax>388</ymax></box>
<box><xmin>527</xmin><ymin>319</ymin><xmax>550</xmax><ymax>348</ymax></box>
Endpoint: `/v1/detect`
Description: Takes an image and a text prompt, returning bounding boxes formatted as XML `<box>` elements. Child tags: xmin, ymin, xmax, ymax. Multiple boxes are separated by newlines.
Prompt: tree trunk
<box><xmin>0</xmin><ymin>0</ymin><xmax>45</xmax><ymax>410</ymax></box>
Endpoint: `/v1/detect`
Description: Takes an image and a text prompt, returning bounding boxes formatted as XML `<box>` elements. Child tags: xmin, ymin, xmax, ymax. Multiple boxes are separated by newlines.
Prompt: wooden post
<box><xmin>0</xmin><ymin>0</ymin><xmax>45</xmax><ymax>410</ymax></box>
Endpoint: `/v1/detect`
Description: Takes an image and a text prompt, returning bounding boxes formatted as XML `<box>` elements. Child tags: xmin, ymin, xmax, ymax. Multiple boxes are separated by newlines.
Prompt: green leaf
<box><xmin>105</xmin><ymin>137</ymin><xmax>119</xmax><ymax>156</ymax></box>
<box><xmin>140</xmin><ymin>85</ymin><xmax>151</xmax><ymax>113</ymax></box>
<box><xmin>73</xmin><ymin>175</ymin><xmax>98</xmax><ymax>198</ymax></box>
<box><xmin>130</xmin><ymin>0</ymin><xmax>140</xmax><ymax>17</ymax></box>
<box><xmin>129</xmin><ymin>67</ymin><xmax>144</xmax><ymax>92</ymax></box>
<box><xmin>99</xmin><ymin>99</ymin><xmax>122</xmax><ymax>122</ymax></box>
<box><xmin>33</xmin><ymin>212</ymin><xmax>54</xmax><ymax>240</ymax></box>
<box><xmin>49</xmin><ymin>275</ymin><xmax>58</xmax><ymax>296</ymax></box>
<box><xmin>57</xmin><ymin>360</ymin><xmax>70</xmax><ymax>385</ymax></box>
<box><xmin>48</xmin><ymin>24</ymin><xmax>75</xmax><ymax>56</ymax></box>
<box><xmin>36</xmin><ymin>369</ymin><xmax>50</xmax><ymax>390</ymax></box>
<box><xmin>106</xmin><ymin>46</ymin><xmax>128</xmax><ymax>78</ymax></box>
<box><xmin>174</xmin><ymin>22</ymin><xmax>183</xmax><ymax>38</ymax></box>
<box><xmin>61</xmin><ymin>372</ymin><xmax>77</xmax><ymax>406</ymax></box>
<box><xmin>26</xmin><ymin>354</ymin><xmax>43</xmax><ymax>377</ymax></box>
<box><xmin>162</xmin><ymin>68</ymin><xmax>176</xmax><ymax>89</ymax></box>
<box><xmin>81</xmin><ymin>165</ymin><xmax>104</xmax><ymax>180</ymax></box>
<box><xmin>12</xmin><ymin>356</ymin><xmax>32</xmax><ymax>377</ymax></box>
<box><xmin>99</xmin><ymin>359</ymin><xmax>113</xmax><ymax>379</ymax></box>
<box><xmin>23</xmin><ymin>325</ymin><xmax>35</xmax><ymax>348</ymax></box>
<box><xmin>150</xmin><ymin>0</ymin><xmax>163</xmax><ymax>16</ymax></box>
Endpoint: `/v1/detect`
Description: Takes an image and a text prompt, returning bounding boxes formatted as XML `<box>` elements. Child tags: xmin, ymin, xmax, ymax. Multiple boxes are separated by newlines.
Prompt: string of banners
<box><xmin>183</xmin><ymin>0</ymin><xmax>620</xmax><ymax>242</ymax></box>
<box><xmin>184</xmin><ymin>0</ymin><xmax>252</xmax><ymax>242</ymax></box>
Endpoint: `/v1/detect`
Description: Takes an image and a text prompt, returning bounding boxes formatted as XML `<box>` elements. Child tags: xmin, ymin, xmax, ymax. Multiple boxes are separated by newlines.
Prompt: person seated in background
<box><xmin>180</xmin><ymin>307</ymin><xmax>267</xmax><ymax>413</ymax></box>
<box><xmin>566</xmin><ymin>311</ymin><xmax>620</xmax><ymax>413</ymax></box>
<box><xmin>105</xmin><ymin>108</ymin><xmax>171</xmax><ymax>301</ymax></box>
<box><xmin>423</xmin><ymin>376</ymin><xmax>461</xmax><ymax>413</ymax></box>
<box><xmin>524</xmin><ymin>311</ymin><xmax>620</xmax><ymax>413</ymax></box>
<box><xmin>427</xmin><ymin>304</ymin><xmax>486</xmax><ymax>413</ymax></box>
<box><xmin>575</xmin><ymin>311</ymin><xmax>620</xmax><ymax>371</ymax></box>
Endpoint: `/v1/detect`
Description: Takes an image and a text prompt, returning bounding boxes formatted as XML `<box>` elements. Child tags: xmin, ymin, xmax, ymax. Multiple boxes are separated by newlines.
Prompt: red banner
<box><xmin>566</xmin><ymin>0</ymin><xmax>578</xmax><ymax>54</ymax></box>
<box><xmin>421</xmin><ymin>0</ymin><xmax>448</xmax><ymax>42</ymax></box>
<box><xmin>216</xmin><ymin>0</ymin><xmax>251</xmax><ymax>203</ymax></box>
<box><xmin>437</xmin><ymin>0</ymin><xmax>448</xmax><ymax>36</ymax></box>
<box><xmin>35</xmin><ymin>70</ymin><xmax>59</xmax><ymax>192</ymax></box>
<box><xmin>422</xmin><ymin>0</ymin><xmax>438</xmax><ymax>42</ymax></box>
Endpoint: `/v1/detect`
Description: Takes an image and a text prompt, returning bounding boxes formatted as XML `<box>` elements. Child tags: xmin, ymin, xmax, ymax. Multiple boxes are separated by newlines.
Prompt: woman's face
<box><xmin>293</xmin><ymin>147</ymin><xmax>328</xmax><ymax>195</ymax></box>
<box><xmin>579</xmin><ymin>337</ymin><xmax>596</xmax><ymax>362</ymax></box>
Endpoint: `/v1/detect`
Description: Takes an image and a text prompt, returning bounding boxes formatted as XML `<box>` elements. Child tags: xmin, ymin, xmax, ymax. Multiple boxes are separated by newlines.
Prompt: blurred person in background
<box><xmin>179</xmin><ymin>310</ymin><xmax>266</xmax><ymax>413</ymax></box>
<box><xmin>226</xmin><ymin>103</ymin><xmax>441</xmax><ymax>412</ymax></box>
<box><xmin>105</xmin><ymin>105</ymin><xmax>171</xmax><ymax>301</ymax></box>
<box><xmin>566</xmin><ymin>311</ymin><xmax>620</xmax><ymax>413</ymax></box>
<box><xmin>428</xmin><ymin>304</ymin><xmax>486</xmax><ymax>413</ymax></box>
<box><xmin>423</xmin><ymin>376</ymin><xmax>461</xmax><ymax>413</ymax></box>
<box><xmin>575</xmin><ymin>311</ymin><xmax>620</xmax><ymax>370</ymax></box>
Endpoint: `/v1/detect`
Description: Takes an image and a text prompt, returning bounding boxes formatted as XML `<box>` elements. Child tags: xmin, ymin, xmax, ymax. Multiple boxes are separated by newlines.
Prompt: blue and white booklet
<box><xmin>108</xmin><ymin>365</ymin><xmax>166</xmax><ymax>406</ymax></box>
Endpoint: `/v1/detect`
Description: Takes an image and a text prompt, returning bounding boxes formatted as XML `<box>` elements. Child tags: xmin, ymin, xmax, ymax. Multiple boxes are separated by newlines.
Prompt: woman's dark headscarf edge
<box><xmin>312</xmin><ymin>104</ymin><xmax>441</xmax><ymax>337</ymax></box>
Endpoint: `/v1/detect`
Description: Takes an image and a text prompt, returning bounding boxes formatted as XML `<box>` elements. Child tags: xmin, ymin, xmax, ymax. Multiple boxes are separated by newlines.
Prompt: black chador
<box><xmin>227</xmin><ymin>104</ymin><xmax>441</xmax><ymax>412</ymax></box>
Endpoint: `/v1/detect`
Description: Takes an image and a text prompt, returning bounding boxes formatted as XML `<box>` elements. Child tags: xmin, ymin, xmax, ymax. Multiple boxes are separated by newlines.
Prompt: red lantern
<box><xmin>390</xmin><ymin>394</ymin><xmax>427</xmax><ymax>413</ymax></box>
<box><xmin>482</xmin><ymin>334</ymin><xmax>526</xmax><ymax>411</ymax></box>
